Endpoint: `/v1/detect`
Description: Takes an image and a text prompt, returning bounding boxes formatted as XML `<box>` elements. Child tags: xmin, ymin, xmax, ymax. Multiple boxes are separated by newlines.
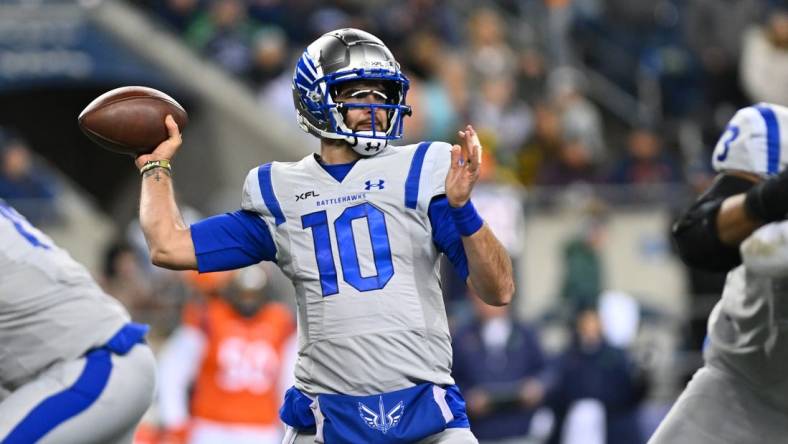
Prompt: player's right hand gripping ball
<box><xmin>78</xmin><ymin>86</ymin><xmax>188</xmax><ymax>156</ymax></box>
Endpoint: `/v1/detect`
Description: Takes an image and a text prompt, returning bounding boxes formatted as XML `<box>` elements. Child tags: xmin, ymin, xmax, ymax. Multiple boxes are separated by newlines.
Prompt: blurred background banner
<box><xmin>0</xmin><ymin>3</ymin><xmax>168</xmax><ymax>90</ymax></box>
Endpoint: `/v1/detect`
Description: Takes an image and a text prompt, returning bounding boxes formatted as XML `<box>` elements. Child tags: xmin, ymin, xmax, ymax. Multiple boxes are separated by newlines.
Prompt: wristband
<box><xmin>450</xmin><ymin>200</ymin><xmax>484</xmax><ymax>236</ymax></box>
<box><xmin>744</xmin><ymin>183</ymin><xmax>771</xmax><ymax>221</ymax></box>
<box><xmin>744</xmin><ymin>174</ymin><xmax>788</xmax><ymax>222</ymax></box>
<box><xmin>139</xmin><ymin>159</ymin><xmax>171</xmax><ymax>176</ymax></box>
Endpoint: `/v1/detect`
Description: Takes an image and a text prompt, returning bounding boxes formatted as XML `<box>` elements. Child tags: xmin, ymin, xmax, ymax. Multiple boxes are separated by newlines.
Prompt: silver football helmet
<box><xmin>292</xmin><ymin>28</ymin><xmax>412</xmax><ymax>156</ymax></box>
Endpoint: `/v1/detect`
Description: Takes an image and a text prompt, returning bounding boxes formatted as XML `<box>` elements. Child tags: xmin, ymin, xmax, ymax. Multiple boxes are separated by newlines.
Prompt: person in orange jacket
<box><xmin>156</xmin><ymin>265</ymin><xmax>296</xmax><ymax>444</ymax></box>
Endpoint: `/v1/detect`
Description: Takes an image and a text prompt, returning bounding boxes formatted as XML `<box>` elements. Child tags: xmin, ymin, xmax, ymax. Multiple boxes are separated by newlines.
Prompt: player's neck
<box><xmin>319</xmin><ymin>139</ymin><xmax>361</xmax><ymax>165</ymax></box>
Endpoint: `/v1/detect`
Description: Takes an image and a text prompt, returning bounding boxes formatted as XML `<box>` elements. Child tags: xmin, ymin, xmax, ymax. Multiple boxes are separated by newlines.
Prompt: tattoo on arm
<box><xmin>143</xmin><ymin>167</ymin><xmax>172</xmax><ymax>182</ymax></box>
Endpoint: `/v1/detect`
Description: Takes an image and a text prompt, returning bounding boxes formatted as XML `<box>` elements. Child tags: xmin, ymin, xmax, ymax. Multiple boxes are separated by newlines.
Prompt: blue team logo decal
<box><xmin>365</xmin><ymin>179</ymin><xmax>385</xmax><ymax>190</ymax></box>
<box><xmin>358</xmin><ymin>397</ymin><xmax>404</xmax><ymax>434</ymax></box>
<box><xmin>294</xmin><ymin>53</ymin><xmax>323</xmax><ymax>113</ymax></box>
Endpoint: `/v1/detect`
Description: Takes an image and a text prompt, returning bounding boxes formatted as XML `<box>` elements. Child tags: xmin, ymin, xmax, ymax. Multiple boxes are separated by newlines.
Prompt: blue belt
<box><xmin>100</xmin><ymin>322</ymin><xmax>149</xmax><ymax>355</ymax></box>
<box><xmin>2</xmin><ymin>323</ymin><xmax>149</xmax><ymax>444</ymax></box>
<box><xmin>280</xmin><ymin>383</ymin><xmax>470</xmax><ymax>444</ymax></box>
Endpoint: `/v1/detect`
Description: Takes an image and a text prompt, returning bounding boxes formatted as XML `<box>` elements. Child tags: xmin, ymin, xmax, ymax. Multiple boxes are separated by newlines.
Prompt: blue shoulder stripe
<box><xmin>258</xmin><ymin>163</ymin><xmax>285</xmax><ymax>226</ymax></box>
<box><xmin>755</xmin><ymin>104</ymin><xmax>781</xmax><ymax>175</ymax></box>
<box><xmin>405</xmin><ymin>142</ymin><xmax>432</xmax><ymax>209</ymax></box>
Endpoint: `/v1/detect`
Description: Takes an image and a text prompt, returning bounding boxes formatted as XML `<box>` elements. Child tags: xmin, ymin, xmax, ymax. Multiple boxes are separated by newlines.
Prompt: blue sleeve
<box><xmin>190</xmin><ymin>209</ymin><xmax>277</xmax><ymax>273</ymax></box>
<box><xmin>428</xmin><ymin>195</ymin><xmax>469</xmax><ymax>279</ymax></box>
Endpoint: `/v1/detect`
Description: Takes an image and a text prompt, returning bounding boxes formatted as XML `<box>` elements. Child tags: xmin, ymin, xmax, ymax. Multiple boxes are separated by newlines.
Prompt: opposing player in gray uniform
<box><xmin>0</xmin><ymin>200</ymin><xmax>156</xmax><ymax>444</ymax></box>
<box><xmin>650</xmin><ymin>103</ymin><xmax>788</xmax><ymax>443</ymax></box>
<box><xmin>133</xmin><ymin>28</ymin><xmax>514</xmax><ymax>444</ymax></box>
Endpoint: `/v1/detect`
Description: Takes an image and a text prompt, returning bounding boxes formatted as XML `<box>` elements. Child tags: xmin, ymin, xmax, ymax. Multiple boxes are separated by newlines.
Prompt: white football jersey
<box><xmin>705</xmin><ymin>222</ymin><xmax>788</xmax><ymax>412</ymax></box>
<box><xmin>0</xmin><ymin>202</ymin><xmax>129</xmax><ymax>390</ymax></box>
<box><xmin>712</xmin><ymin>103</ymin><xmax>788</xmax><ymax>177</ymax></box>
<box><xmin>241</xmin><ymin>142</ymin><xmax>455</xmax><ymax>395</ymax></box>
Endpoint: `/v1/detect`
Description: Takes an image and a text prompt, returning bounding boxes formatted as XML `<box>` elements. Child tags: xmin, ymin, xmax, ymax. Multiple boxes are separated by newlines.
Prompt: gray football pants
<box><xmin>648</xmin><ymin>365</ymin><xmax>788</xmax><ymax>444</ymax></box>
<box><xmin>283</xmin><ymin>426</ymin><xmax>479</xmax><ymax>444</ymax></box>
<box><xmin>0</xmin><ymin>344</ymin><xmax>156</xmax><ymax>444</ymax></box>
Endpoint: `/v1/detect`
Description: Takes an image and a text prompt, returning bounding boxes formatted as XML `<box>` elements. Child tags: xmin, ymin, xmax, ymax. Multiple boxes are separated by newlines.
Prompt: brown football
<box><xmin>78</xmin><ymin>86</ymin><xmax>188</xmax><ymax>156</ymax></box>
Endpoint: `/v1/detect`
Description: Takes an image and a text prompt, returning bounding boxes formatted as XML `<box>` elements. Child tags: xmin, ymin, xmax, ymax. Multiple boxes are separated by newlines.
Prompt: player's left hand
<box><xmin>446</xmin><ymin>124</ymin><xmax>482</xmax><ymax>207</ymax></box>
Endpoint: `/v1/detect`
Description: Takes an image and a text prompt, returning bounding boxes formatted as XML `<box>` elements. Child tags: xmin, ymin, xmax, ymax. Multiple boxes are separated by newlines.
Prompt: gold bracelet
<box><xmin>139</xmin><ymin>159</ymin><xmax>172</xmax><ymax>176</ymax></box>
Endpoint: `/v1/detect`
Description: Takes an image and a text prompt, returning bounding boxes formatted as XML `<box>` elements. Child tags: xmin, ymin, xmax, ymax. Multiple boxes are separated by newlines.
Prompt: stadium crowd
<box><xmin>135</xmin><ymin>0</ymin><xmax>787</xmax><ymax>190</ymax></box>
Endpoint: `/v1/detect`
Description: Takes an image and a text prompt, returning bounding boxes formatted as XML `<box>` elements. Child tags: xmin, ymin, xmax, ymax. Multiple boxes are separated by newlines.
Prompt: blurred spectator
<box><xmin>741</xmin><ymin>4</ymin><xmax>788</xmax><ymax>105</ymax></box>
<box><xmin>471</xmin><ymin>73</ymin><xmax>533</xmax><ymax>164</ymax></box>
<box><xmin>452</xmin><ymin>291</ymin><xmax>546</xmax><ymax>443</ymax></box>
<box><xmin>101</xmin><ymin>238</ymin><xmax>189</xmax><ymax>343</ymax></box>
<box><xmin>466</xmin><ymin>8</ymin><xmax>516</xmax><ymax>83</ymax></box>
<box><xmin>307</xmin><ymin>5</ymin><xmax>353</xmax><ymax>38</ymax></box>
<box><xmin>607</xmin><ymin>127</ymin><xmax>682</xmax><ymax>185</ymax></box>
<box><xmin>545</xmin><ymin>0</ymin><xmax>573</xmax><ymax>67</ymax></box>
<box><xmin>185</xmin><ymin>0</ymin><xmax>259</xmax><ymax>76</ymax></box>
<box><xmin>0</xmin><ymin>130</ymin><xmax>59</xmax><ymax>226</ymax></box>
<box><xmin>246</xmin><ymin>0</ymin><xmax>290</xmax><ymax>36</ymax></box>
<box><xmin>517</xmin><ymin>102</ymin><xmax>564</xmax><ymax>186</ymax></box>
<box><xmin>684</xmin><ymin>0</ymin><xmax>762</xmax><ymax>111</ymax></box>
<box><xmin>374</xmin><ymin>0</ymin><xmax>463</xmax><ymax>59</ymax></box>
<box><xmin>435</xmin><ymin>53</ymin><xmax>469</xmax><ymax>132</ymax></box>
<box><xmin>568</xmin><ymin>0</ymin><xmax>653</xmax><ymax>97</ymax></box>
<box><xmin>100</xmin><ymin>240</ymin><xmax>155</xmax><ymax>321</ymax></box>
<box><xmin>401</xmin><ymin>31</ymin><xmax>462</xmax><ymax>143</ymax></box>
<box><xmin>548</xmin><ymin>67</ymin><xmax>606</xmax><ymax>165</ymax></box>
<box><xmin>152</xmin><ymin>0</ymin><xmax>202</xmax><ymax>33</ymax></box>
<box><xmin>255</xmin><ymin>41</ymin><xmax>318</xmax><ymax>156</ymax></box>
<box><xmin>157</xmin><ymin>266</ymin><xmax>296</xmax><ymax>444</ymax></box>
<box><xmin>558</xmin><ymin>200</ymin><xmax>607</xmax><ymax>314</ymax></box>
<box><xmin>516</xmin><ymin>47</ymin><xmax>548</xmax><ymax>105</ymax></box>
<box><xmin>247</xmin><ymin>26</ymin><xmax>289</xmax><ymax>88</ymax></box>
<box><xmin>638</xmin><ymin>2</ymin><xmax>702</xmax><ymax>119</ymax></box>
<box><xmin>536</xmin><ymin>139</ymin><xmax>597</xmax><ymax>186</ymax></box>
<box><xmin>544</xmin><ymin>309</ymin><xmax>647</xmax><ymax>444</ymax></box>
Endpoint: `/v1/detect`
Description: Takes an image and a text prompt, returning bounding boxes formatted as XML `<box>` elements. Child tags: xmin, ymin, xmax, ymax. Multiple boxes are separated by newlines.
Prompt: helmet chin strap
<box><xmin>346</xmin><ymin>130</ymin><xmax>388</xmax><ymax>156</ymax></box>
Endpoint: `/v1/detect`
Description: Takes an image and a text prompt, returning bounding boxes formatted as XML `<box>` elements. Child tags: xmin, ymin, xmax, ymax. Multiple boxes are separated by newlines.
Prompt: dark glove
<box><xmin>744</xmin><ymin>170</ymin><xmax>788</xmax><ymax>222</ymax></box>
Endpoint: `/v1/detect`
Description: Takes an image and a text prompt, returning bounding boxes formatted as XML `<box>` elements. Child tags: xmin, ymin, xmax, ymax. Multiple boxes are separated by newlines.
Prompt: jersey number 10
<box><xmin>302</xmin><ymin>202</ymin><xmax>393</xmax><ymax>296</ymax></box>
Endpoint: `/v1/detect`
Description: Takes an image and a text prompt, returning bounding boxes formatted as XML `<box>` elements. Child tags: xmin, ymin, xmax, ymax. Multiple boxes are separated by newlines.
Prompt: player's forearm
<box><xmin>139</xmin><ymin>168</ymin><xmax>196</xmax><ymax>269</ymax></box>
<box><xmin>717</xmin><ymin>194</ymin><xmax>762</xmax><ymax>245</ymax></box>
<box><xmin>463</xmin><ymin>225</ymin><xmax>514</xmax><ymax>306</ymax></box>
<box><xmin>671</xmin><ymin>173</ymin><xmax>758</xmax><ymax>271</ymax></box>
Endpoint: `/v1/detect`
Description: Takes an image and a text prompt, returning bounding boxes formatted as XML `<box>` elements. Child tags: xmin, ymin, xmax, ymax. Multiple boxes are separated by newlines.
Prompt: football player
<box><xmin>650</xmin><ymin>103</ymin><xmax>788</xmax><ymax>442</ymax></box>
<box><xmin>134</xmin><ymin>28</ymin><xmax>513</xmax><ymax>444</ymax></box>
<box><xmin>0</xmin><ymin>199</ymin><xmax>155</xmax><ymax>443</ymax></box>
<box><xmin>157</xmin><ymin>266</ymin><xmax>296</xmax><ymax>444</ymax></box>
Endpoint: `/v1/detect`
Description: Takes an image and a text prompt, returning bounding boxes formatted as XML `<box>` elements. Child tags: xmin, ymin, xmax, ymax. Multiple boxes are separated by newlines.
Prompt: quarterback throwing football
<box><xmin>135</xmin><ymin>28</ymin><xmax>513</xmax><ymax>444</ymax></box>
